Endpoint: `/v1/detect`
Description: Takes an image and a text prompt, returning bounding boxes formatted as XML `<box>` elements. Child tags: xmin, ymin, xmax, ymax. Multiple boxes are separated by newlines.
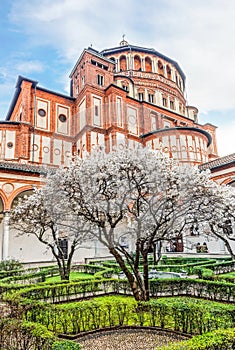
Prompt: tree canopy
<box><xmin>11</xmin><ymin>147</ymin><xmax>235</xmax><ymax>299</ymax></box>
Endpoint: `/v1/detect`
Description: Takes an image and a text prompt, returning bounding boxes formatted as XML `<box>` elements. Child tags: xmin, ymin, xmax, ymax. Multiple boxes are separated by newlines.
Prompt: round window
<box><xmin>7</xmin><ymin>142</ymin><xmax>13</xmax><ymax>148</ymax></box>
<box><xmin>128</xmin><ymin>115</ymin><xmax>136</xmax><ymax>125</ymax></box>
<box><xmin>58</xmin><ymin>114</ymin><xmax>67</xmax><ymax>123</ymax></box>
<box><xmin>38</xmin><ymin>108</ymin><xmax>46</xmax><ymax>117</ymax></box>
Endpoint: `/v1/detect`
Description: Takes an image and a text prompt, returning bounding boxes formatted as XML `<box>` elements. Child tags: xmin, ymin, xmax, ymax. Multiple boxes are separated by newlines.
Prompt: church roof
<box><xmin>141</xmin><ymin>126</ymin><xmax>212</xmax><ymax>147</ymax></box>
<box><xmin>5</xmin><ymin>76</ymin><xmax>74</xmax><ymax>121</ymax></box>
<box><xmin>199</xmin><ymin>153</ymin><xmax>235</xmax><ymax>171</ymax></box>
<box><xmin>0</xmin><ymin>161</ymin><xmax>50</xmax><ymax>174</ymax></box>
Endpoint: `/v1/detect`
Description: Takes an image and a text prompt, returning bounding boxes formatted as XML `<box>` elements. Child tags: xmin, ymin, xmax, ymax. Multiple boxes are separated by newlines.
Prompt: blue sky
<box><xmin>0</xmin><ymin>0</ymin><xmax>235</xmax><ymax>156</ymax></box>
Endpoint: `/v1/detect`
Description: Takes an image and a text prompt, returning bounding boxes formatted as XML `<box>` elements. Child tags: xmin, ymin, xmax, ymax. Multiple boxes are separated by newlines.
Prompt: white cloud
<box><xmin>217</xmin><ymin>120</ymin><xmax>235</xmax><ymax>156</ymax></box>
<box><xmin>4</xmin><ymin>0</ymin><xmax>235</xmax><ymax>154</ymax></box>
<box><xmin>15</xmin><ymin>60</ymin><xmax>44</xmax><ymax>74</ymax></box>
<box><xmin>8</xmin><ymin>0</ymin><xmax>235</xmax><ymax>111</ymax></box>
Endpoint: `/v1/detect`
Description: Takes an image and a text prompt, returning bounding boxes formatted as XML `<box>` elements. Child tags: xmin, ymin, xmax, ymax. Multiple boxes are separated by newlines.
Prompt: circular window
<box><xmin>128</xmin><ymin>115</ymin><xmax>136</xmax><ymax>125</ymax></box>
<box><xmin>32</xmin><ymin>144</ymin><xmax>39</xmax><ymax>151</ymax></box>
<box><xmin>58</xmin><ymin>114</ymin><xmax>67</xmax><ymax>123</ymax></box>
<box><xmin>38</xmin><ymin>108</ymin><xmax>46</xmax><ymax>117</ymax></box>
<box><xmin>7</xmin><ymin>142</ymin><xmax>13</xmax><ymax>148</ymax></box>
<box><xmin>43</xmin><ymin>146</ymin><xmax>49</xmax><ymax>153</ymax></box>
<box><xmin>54</xmin><ymin>148</ymin><xmax>61</xmax><ymax>155</ymax></box>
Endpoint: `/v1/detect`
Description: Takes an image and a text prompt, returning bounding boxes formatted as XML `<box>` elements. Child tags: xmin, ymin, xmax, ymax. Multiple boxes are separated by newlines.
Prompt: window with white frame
<box><xmin>170</xmin><ymin>100</ymin><xmax>175</xmax><ymax>110</ymax></box>
<box><xmin>148</xmin><ymin>94</ymin><xmax>154</xmax><ymax>103</ymax></box>
<box><xmin>162</xmin><ymin>97</ymin><xmax>167</xmax><ymax>107</ymax></box>
<box><xmin>97</xmin><ymin>74</ymin><xmax>104</xmax><ymax>86</ymax></box>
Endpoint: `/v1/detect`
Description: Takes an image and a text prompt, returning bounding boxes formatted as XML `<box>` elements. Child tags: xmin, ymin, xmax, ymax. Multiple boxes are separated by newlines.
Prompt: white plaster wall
<box><xmin>8</xmin><ymin>227</ymin><xmax>109</xmax><ymax>264</ymax></box>
<box><xmin>36</xmin><ymin>99</ymin><xmax>50</xmax><ymax>130</ymax></box>
<box><xmin>30</xmin><ymin>134</ymin><xmax>40</xmax><ymax>162</ymax></box>
<box><xmin>5</xmin><ymin>130</ymin><xmax>16</xmax><ymax>159</ymax></box>
<box><xmin>56</xmin><ymin>105</ymin><xmax>69</xmax><ymax>134</ymax></box>
<box><xmin>42</xmin><ymin>136</ymin><xmax>51</xmax><ymax>164</ymax></box>
<box><xmin>79</xmin><ymin>99</ymin><xmax>86</xmax><ymax>131</ymax></box>
<box><xmin>63</xmin><ymin>141</ymin><xmax>72</xmax><ymax>166</ymax></box>
<box><xmin>53</xmin><ymin>139</ymin><xmax>62</xmax><ymax>165</ymax></box>
<box><xmin>116</xmin><ymin>132</ymin><xmax>125</xmax><ymax>150</ymax></box>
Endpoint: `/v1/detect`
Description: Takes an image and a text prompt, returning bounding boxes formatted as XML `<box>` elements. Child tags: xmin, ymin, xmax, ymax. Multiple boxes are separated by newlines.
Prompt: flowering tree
<box><xmin>193</xmin><ymin>182</ymin><xmax>235</xmax><ymax>259</ymax></box>
<box><xmin>11</xmin><ymin>147</ymin><xmax>234</xmax><ymax>297</ymax></box>
<box><xmin>40</xmin><ymin>147</ymin><xmax>233</xmax><ymax>301</ymax></box>
<box><xmin>11</xmin><ymin>187</ymin><xmax>91</xmax><ymax>280</ymax></box>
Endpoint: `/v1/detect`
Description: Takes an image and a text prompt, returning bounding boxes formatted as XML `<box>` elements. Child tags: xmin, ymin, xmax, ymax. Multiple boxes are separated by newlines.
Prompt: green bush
<box><xmin>0</xmin><ymin>318</ymin><xmax>54</xmax><ymax>350</ymax></box>
<box><xmin>160</xmin><ymin>327</ymin><xmax>235</xmax><ymax>349</ymax></box>
<box><xmin>52</xmin><ymin>340</ymin><xmax>81</xmax><ymax>350</ymax></box>
<box><xmin>0</xmin><ymin>258</ymin><xmax>22</xmax><ymax>271</ymax></box>
<box><xmin>193</xmin><ymin>267</ymin><xmax>214</xmax><ymax>279</ymax></box>
<box><xmin>21</xmin><ymin>295</ymin><xmax>235</xmax><ymax>335</ymax></box>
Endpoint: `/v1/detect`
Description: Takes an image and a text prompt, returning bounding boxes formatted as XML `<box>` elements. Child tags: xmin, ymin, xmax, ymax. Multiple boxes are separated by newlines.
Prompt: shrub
<box><xmin>0</xmin><ymin>318</ymin><xmax>54</xmax><ymax>350</ymax></box>
<box><xmin>160</xmin><ymin>327</ymin><xmax>235</xmax><ymax>349</ymax></box>
<box><xmin>0</xmin><ymin>258</ymin><xmax>22</xmax><ymax>271</ymax></box>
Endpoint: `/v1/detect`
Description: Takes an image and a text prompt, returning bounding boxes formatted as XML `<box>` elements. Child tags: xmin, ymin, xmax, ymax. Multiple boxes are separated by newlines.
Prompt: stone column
<box><xmin>2</xmin><ymin>212</ymin><xmax>10</xmax><ymax>260</ymax></box>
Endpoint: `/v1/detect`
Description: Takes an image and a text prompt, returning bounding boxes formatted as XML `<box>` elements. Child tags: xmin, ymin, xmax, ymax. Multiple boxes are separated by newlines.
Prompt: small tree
<box><xmin>11</xmin><ymin>187</ymin><xmax>91</xmax><ymax>280</ymax></box>
<box><xmin>194</xmin><ymin>183</ymin><xmax>235</xmax><ymax>259</ymax></box>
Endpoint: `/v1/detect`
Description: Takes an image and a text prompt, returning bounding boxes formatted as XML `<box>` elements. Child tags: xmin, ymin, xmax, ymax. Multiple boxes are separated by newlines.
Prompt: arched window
<box><xmin>109</xmin><ymin>57</ymin><xmax>116</xmax><ymax>71</ymax></box>
<box><xmin>119</xmin><ymin>55</ymin><xmax>127</xmax><ymax>71</ymax></box>
<box><xmin>158</xmin><ymin>60</ymin><xmax>164</xmax><ymax>76</ymax></box>
<box><xmin>166</xmin><ymin>65</ymin><xmax>171</xmax><ymax>79</ymax></box>
<box><xmin>176</xmin><ymin>74</ymin><xmax>179</xmax><ymax>86</ymax></box>
<box><xmin>145</xmin><ymin>57</ymin><xmax>152</xmax><ymax>72</ymax></box>
<box><xmin>134</xmin><ymin>55</ymin><xmax>141</xmax><ymax>71</ymax></box>
<box><xmin>121</xmin><ymin>80</ymin><xmax>129</xmax><ymax>91</ymax></box>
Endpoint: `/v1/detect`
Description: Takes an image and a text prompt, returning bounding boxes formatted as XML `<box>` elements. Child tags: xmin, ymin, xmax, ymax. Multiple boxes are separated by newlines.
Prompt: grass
<box><xmin>45</xmin><ymin>271</ymin><xmax>94</xmax><ymax>283</ymax></box>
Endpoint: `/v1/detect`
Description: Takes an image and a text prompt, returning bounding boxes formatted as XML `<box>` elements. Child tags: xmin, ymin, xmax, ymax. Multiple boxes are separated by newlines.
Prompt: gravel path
<box><xmin>76</xmin><ymin>328</ymin><xmax>187</xmax><ymax>350</ymax></box>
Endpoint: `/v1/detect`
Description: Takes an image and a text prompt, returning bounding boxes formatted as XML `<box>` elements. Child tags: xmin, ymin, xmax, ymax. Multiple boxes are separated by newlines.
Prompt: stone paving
<box><xmin>76</xmin><ymin>328</ymin><xmax>187</xmax><ymax>350</ymax></box>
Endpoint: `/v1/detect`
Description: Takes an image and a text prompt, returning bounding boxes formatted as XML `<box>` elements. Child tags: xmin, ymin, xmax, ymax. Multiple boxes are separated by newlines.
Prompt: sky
<box><xmin>0</xmin><ymin>0</ymin><xmax>235</xmax><ymax>156</ymax></box>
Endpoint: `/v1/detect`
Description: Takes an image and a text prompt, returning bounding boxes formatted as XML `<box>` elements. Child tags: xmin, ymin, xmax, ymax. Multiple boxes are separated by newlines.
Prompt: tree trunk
<box><xmin>210</xmin><ymin>225</ymin><xmax>235</xmax><ymax>260</ymax></box>
<box><xmin>153</xmin><ymin>241</ymin><xmax>162</xmax><ymax>266</ymax></box>
<box><xmin>142</xmin><ymin>251</ymin><xmax>150</xmax><ymax>301</ymax></box>
<box><xmin>56</xmin><ymin>257</ymin><xmax>70</xmax><ymax>281</ymax></box>
<box><xmin>109</xmin><ymin>247</ymin><xmax>142</xmax><ymax>301</ymax></box>
<box><xmin>223</xmin><ymin>239</ymin><xmax>235</xmax><ymax>260</ymax></box>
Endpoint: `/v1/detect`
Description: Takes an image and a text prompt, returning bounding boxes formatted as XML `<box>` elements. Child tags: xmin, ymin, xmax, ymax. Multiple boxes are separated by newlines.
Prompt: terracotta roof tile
<box><xmin>199</xmin><ymin>153</ymin><xmax>235</xmax><ymax>170</ymax></box>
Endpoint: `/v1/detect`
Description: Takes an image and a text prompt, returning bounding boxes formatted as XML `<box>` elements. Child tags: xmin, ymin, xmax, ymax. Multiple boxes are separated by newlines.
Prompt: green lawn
<box><xmin>45</xmin><ymin>271</ymin><xmax>94</xmax><ymax>283</ymax></box>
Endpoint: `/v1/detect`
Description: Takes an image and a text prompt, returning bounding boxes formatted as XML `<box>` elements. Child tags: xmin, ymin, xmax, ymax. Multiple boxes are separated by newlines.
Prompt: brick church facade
<box><xmin>0</xmin><ymin>39</ymin><xmax>233</xmax><ymax>262</ymax></box>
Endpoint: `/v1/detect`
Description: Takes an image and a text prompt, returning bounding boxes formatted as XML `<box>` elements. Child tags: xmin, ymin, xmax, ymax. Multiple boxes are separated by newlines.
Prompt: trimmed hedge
<box><xmin>0</xmin><ymin>318</ymin><xmax>54</xmax><ymax>350</ymax></box>
<box><xmin>160</xmin><ymin>327</ymin><xmax>235</xmax><ymax>349</ymax></box>
<box><xmin>23</xmin><ymin>296</ymin><xmax>235</xmax><ymax>335</ymax></box>
<box><xmin>4</xmin><ymin>277</ymin><xmax>235</xmax><ymax>306</ymax></box>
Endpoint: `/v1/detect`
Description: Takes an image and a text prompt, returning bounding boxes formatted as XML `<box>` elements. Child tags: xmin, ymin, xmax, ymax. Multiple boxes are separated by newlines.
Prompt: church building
<box><xmin>0</xmin><ymin>39</ymin><xmax>233</xmax><ymax>262</ymax></box>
